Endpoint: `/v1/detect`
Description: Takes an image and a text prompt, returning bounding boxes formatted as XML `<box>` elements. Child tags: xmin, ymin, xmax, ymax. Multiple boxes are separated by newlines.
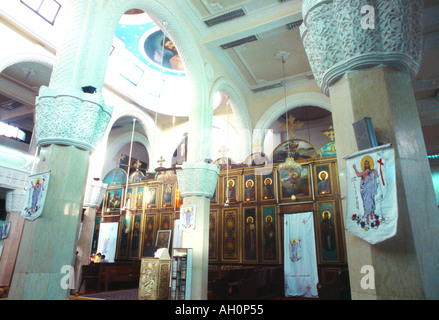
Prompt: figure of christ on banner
<box><xmin>345</xmin><ymin>144</ymin><xmax>397</xmax><ymax>244</ymax></box>
<box><xmin>352</xmin><ymin>156</ymin><xmax>381</xmax><ymax>228</ymax></box>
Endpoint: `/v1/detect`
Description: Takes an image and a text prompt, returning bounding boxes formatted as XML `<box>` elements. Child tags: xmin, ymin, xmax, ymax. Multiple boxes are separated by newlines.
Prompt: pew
<box><xmin>98</xmin><ymin>262</ymin><xmax>141</xmax><ymax>292</ymax></box>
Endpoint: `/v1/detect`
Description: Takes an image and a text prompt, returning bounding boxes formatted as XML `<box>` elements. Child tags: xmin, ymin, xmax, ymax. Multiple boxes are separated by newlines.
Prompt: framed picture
<box><xmin>208</xmin><ymin>209</ymin><xmax>219</xmax><ymax>262</ymax></box>
<box><xmin>146</xmin><ymin>185</ymin><xmax>158</xmax><ymax>209</ymax></box>
<box><xmin>315</xmin><ymin>201</ymin><xmax>341</xmax><ymax>263</ymax></box>
<box><xmin>130</xmin><ymin>214</ymin><xmax>142</xmax><ymax>259</ymax></box>
<box><xmin>261</xmin><ymin>206</ymin><xmax>279</xmax><ymax>263</ymax></box>
<box><xmin>243</xmin><ymin>207</ymin><xmax>258</xmax><ymax>262</ymax></box>
<box><xmin>243</xmin><ymin>174</ymin><xmax>257</xmax><ymax>203</ymax></box>
<box><xmin>142</xmin><ymin>213</ymin><xmax>157</xmax><ymax>252</ymax></box>
<box><xmin>124</xmin><ymin>187</ymin><xmax>134</xmax><ymax>210</ymax></box>
<box><xmin>277</xmin><ymin>164</ymin><xmax>313</xmax><ymax>203</ymax></box>
<box><xmin>261</xmin><ymin>171</ymin><xmax>275</xmax><ymax>201</ymax></box>
<box><xmin>156</xmin><ymin>230</ymin><xmax>172</xmax><ymax>250</ymax></box>
<box><xmin>314</xmin><ymin>164</ymin><xmax>333</xmax><ymax>196</ymax></box>
<box><xmin>162</xmin><ymin>184</ymin><xmax>174</xmax><ymax>208</ymax></box>
<box><xmin>117</xmin><ymin>215</ymin><xmax>130</xmax><ymax>259</ymax></box>
<box><xmin>135</xmin><ymin>186</ymin><xmax>144</xmax><ymax>210</ymax></box>
<box><xmin>104</xmin><ymin>188</ymin><xmax>123</xmax><ymax>213</ymax></box>
<box><xmin>223</xmin><ymin>175</ymin><xmax>239</xmax><ymax>203</ymax></box>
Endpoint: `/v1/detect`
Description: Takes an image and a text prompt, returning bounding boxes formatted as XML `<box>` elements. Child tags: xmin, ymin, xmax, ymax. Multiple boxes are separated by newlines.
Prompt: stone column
<box><xmin>176</xmin><ymin>162</ymin><xmax>219</xmax><ymax>300</ymax></box>
<box><xmin>8</xmin><ymin>0</ymin><xmax>112</xmax><ymax>299</ymax></box>
<box><xmin>300</xmin><ymin>0</ymin><xmax>439</xmax><ymax>299</ymax></box>
<box><xmin>75</xmin><ymin>180</ymin><xmax>107</xmax><ymax>293</ymax></box>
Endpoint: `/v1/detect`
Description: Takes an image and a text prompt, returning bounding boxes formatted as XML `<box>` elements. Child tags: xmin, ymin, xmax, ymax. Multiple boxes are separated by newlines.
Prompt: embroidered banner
<box><xmin>345</xmin><ymin>144</ymin><xmax>397</xmax><ymax>244</ymax></box>
<box><xmin>21</xmin><ymin>171</ymin><xmax>51</xmax><ymax>221</ymax></box>
<box><xmin>180</xmin><ymin>205</ymin><xmax>196</xmax><ymax>232</ymax></box>
<box><xmin>284</xmin><ymin>212</ymin><xmax>319</xmax><ymax>298</ymax></box>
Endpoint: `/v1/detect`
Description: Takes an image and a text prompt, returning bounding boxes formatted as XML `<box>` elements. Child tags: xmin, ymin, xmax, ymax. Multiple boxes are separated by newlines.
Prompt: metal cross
<box><xmin>157</xmin><ymin>156</ymin><xmax>165</xmax><ymax>167</ymax></box>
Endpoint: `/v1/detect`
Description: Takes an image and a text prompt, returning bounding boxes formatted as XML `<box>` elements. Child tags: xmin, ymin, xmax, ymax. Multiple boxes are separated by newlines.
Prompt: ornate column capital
<box><xmin>83</xmin><ymin>180</ymin><xmax>108</xmax><ymax>208</ymax></box>
<box><xmin>300</xmin><ymin>0</ymin><xmax>423</xmax><ymax>96</ymax></box>
<box><xmin>35</xmin><ymin>86</ymin><xmax>113</xmax><ymax>152</ymax></box>
<box><xmin>176</xmin><ymin>162</ymin><xmax>219</xmax><ymax>198</ymax></box>
<box><xmin>6</xmin><ymin>188</ymin><xmax>27</xmax><ymax>214</ymax></box>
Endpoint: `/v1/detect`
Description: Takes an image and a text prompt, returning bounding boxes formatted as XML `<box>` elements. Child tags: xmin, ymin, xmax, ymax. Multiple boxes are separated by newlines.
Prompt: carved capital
<box><xmin>35</xmin><ymin>86</ymin><xmax>113</xmax><ymax>152</ymax></box>
<box><xmin>176</xmin><ymin>162</ymin><xmax>219</xmax><ymax>198</ymax></box>
<box><xmin>6</xmin><ymin>188</ymin><xmax>27</xmax><ymax>213</ymax></box>
<box><xmin>83</xmin><ymin>180</ymin><xmax>108</xmax><ymax>208</ymax></box>
<box><xmin>300</xmin><ymin>0</ymin><xmax>423</xmax><ymax>95</ymax></box>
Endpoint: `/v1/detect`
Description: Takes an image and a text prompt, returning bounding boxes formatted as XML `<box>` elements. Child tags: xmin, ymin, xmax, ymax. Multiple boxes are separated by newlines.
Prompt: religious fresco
<box><xmin>103</xmin><ymin>168</ymin><xmax>127</xmax><ymax>186</ymax></box>
<box><xmin>316</xmin><ymin>201</ymin><xmax>339</xmax><ymax>262</ymax></box>
<box><xmin>118</xmin><ymin>215</ymin><xmax>130</xmax><ymax>258</ymax></box>
<box><xmin>130</xmin><ymin>215</ymin><xmax>141</xmax><ymax>258</ymax></box>
<box><xmin>243</xmin><ymin>207</ymin><xmax>258</xmax><ymax>261</ymax></box>
<box><xmin>244</xmin><ymin>174</ymin><xmax>256</xmax><ymax>202</ymax></box>
<box><xmin>318</xmin><ymin>141</ymin><xmax>337</xmax><ymax>158</ymax></box>
<box><xmin>279</xmin><ymin>166</ymin><xmax>312</xmax><ymax>201</ymax></box>
<box><xmin>104</xmin><ymin>188</ymin><xmax>123</xmax><ymax>213</ymax></box>
<box><xmin>315</xmin><ymin>164</ymin><xmax>332</xmax><ymax>196</ymax></box>
<box><xmin>262</xmin><ymin>172</ymin><xmax>275</xmax><ymax>200</ymax></box>
<box><xmin>262</xmin><ymin>206</ymin><xmax>277</xmax><ymax>262</ymax></box>
<box><xmin>143</xmin><ymin>30</ymin><xmax>184</xmax><ymax>72</ymax></box>
<box><xmin>271</xmin><ymin>139</ymin><xmax>318</xmax><ymax>164</ymax></box>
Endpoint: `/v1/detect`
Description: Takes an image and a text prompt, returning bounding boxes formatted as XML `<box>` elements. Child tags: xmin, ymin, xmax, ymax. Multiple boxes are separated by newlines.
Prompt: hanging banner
<box><xmin>180</xmin><ymin>205</ymin><xmax>196</xmax><ymax>232</ymax></box>
<box><xmin>284</xmin><ymin>212</ymin><xmax>319</xmax><ymax>298</ymax></box>
<box><xmin>345</xmin><ymin>144</ymin><xmax>397</xmax><ymax>244</ymax></box>
<box><xmin>21</xmin><ymin>171</ymin><xmax>51</xmax><ymax>221</ymax></box>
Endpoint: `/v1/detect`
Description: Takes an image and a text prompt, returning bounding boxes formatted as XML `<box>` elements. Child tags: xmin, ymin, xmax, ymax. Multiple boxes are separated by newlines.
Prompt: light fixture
<box><xmin>276</xmin><ymin>52</ymin><xmax>302</xmax><ymax>181</ymax></box>
<box><xmin>224</xmin><ymin>97</ymin><xmax>231</xmax><ymax>206</ymax></box>
<box><xmin>122</xmin><ymin>118</ymin><xmax>137</xmax><ymax>214</ymax></box>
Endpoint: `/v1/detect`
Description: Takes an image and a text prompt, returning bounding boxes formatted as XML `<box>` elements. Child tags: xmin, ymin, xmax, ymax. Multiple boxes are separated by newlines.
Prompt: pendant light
<box><xmin>276</xmin><ymin>52</ymin><xmax>301</xmax><ymax>197</ymax></box>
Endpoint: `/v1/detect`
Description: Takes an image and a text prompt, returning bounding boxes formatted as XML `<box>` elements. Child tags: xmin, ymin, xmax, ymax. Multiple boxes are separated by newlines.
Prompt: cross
<box><xmin>251</xmin><ymin>139</ymin><xmax>263</xmax><ymax>152</ymax></box>
<box><xmin>157</xmin><ymin>156</ymin><xmax>165</xmax><ymax>167</ymax></box>
<box><xmin>377</xmin><ymin>158</ymin><xmax>385</xmax><ymax>186</ymax></box>
<box><xmin>218</xmin><ymin>145</ymin><xmax>229</xmax><ymax>157</ymax></box>
<box><xmin>134</xmin><ymin>159</ymin><xmax>142</xmax><ymax>171</ymax></box>
<box><xmin>281</xmin><ymin>115</ymin><xmax>303</xmax><ymax>138</ymax></box>
<box><xmin>323</xmin><ymin>125</ymin><xmax>335</xmax><ymax>141</ymax></box>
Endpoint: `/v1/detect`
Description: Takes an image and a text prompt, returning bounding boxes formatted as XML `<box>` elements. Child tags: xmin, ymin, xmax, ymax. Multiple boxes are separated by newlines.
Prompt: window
<box><xmin>0</xmin><ymin>122</ymin><xmax>31</xmax><ymax>144</ymax></box>
<box><xmin>20</xmin><ymin>0</ymin><xmax>61</xmax><ymax>25</ymax></box>
<box><xmin>120</xmin><ymin>60</ymin><xmax>144</xmax><ymax>86</ymax></box>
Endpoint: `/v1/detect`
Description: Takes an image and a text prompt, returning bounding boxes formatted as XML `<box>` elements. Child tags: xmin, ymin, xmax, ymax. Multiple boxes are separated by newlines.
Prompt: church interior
<box><xmin>0</xmin><ymin>0</ymin><xmax>438</xmax><ymax>301</ymax></box>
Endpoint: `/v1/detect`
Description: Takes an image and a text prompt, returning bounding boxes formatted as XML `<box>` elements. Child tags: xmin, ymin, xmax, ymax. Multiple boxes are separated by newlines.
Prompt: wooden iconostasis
<box><xmin>93</xmin><ymin>140</ymin><xmax>347</xmax><ymax>282</ymax></box>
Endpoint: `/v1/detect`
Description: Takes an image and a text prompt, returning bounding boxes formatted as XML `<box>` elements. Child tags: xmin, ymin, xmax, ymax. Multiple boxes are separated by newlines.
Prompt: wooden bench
<box><xmin>98</xmin><ymin>262</ymin><xmax>141</xmax><ymax>292</ymax></box>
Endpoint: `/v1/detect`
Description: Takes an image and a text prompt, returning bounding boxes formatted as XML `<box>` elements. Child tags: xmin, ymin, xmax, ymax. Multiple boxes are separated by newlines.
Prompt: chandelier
<box><xmin>276</xmin><ymin>52</ymin><xmax>302</xmax><ymax>177</ymax></box>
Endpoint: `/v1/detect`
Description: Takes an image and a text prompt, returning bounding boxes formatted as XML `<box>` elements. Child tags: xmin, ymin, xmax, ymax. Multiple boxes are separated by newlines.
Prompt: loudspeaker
<box><xmin>353</xmin><ymin>117</ymin><xmax>378</xmax><ymax>151</ymax></box>
<box><xmin>82</xmin><ymin>86</ymin><xmax>96</xmax><ymax>94</ymax></box>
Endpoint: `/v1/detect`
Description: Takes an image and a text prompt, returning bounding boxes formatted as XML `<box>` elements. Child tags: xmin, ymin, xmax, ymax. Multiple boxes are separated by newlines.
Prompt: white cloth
<box><xmin>284</xmin><ymin>212</ymin><xmax>319</xmax><ymax>298</ymax></box>
<box><xmin>21</xmin><ymin>171</ymin><xmax>51</xmax><ymax>221</ymax></box>
<box><xmin>345</xmin><ymin>144</ymin><xmax>397</xmax><ymax>244</ymax></box>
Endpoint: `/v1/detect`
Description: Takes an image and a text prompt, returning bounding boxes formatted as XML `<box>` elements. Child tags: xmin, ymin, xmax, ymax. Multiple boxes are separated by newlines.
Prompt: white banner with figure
<box><xmin>21</xmin><ymin>171</ymin><xmax>51</xmax><ymax>221</ymax></box>
<box><xmin>345</xmin><ymin>144</ymin><xmax>397</xmax><ymax>244</ymax></box>
<box><xmin>284</xmin><ymin>212</ymin><xmax>319</xmax><ymax>298</ymax></box>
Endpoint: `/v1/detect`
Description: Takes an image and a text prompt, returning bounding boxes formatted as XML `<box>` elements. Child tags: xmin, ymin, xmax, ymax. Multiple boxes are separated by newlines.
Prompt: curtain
<box><xmin>284</xmin><ymin>212</ymin><xmax>319</xmax><ymax>298</ymax></box>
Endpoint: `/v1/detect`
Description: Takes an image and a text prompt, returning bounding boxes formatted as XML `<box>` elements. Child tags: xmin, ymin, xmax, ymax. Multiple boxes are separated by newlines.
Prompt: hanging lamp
<box><xmin>122</xmin><ymin>118</ymin><xmax>137</xmax><ymax>214</ymax></box>
<box><xmin>276</xmin><ymin>52</ymin><xmax>302</xmax><ymax>178</ymax></box>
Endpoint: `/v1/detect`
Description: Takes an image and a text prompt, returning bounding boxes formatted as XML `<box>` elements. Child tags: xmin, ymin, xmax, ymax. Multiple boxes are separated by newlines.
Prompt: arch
<box><xmin>101</xmin><ymin>1</ymin><xmax>209</xmax><ymax>161</ymax></box>
<box><xmin>253</xmin><ymin>92</ymin><xmax>332</xmax><ymax>152</ymax></box>
<box><xmin>0</xmin><ymin>52</ymin><xmax>55</xmax><ymax>74</ymax></box>
<box><xmin>210</xmin><ymin>77</ymin><xmax>252</xmax><ymax>162</ymax></box>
